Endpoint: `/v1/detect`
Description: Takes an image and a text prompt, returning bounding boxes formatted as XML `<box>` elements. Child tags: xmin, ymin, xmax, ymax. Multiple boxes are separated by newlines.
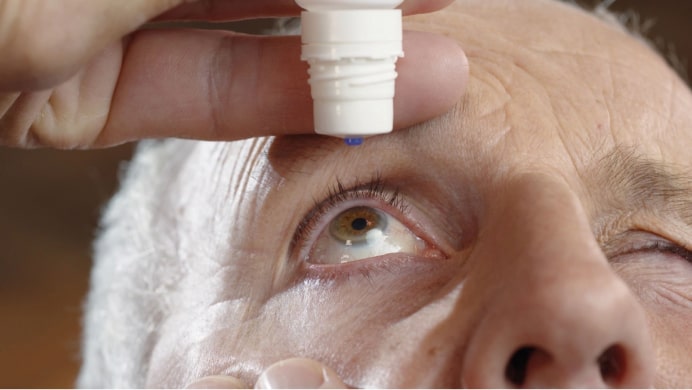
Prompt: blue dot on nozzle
<box><xmin>345</xmin><ymin>137</ymin><xmax>363</xmax><ymax>146</ymax></box>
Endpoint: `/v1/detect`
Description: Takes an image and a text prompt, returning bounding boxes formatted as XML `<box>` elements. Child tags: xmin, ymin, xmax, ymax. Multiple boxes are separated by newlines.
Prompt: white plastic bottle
<box><xmin>296</xmin><ymin>0</ymin><xmax>404</xmax><ymax>145</ymax></box>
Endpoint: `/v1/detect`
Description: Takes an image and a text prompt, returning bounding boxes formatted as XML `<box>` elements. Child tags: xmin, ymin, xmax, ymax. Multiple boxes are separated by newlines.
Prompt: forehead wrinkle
<box><xmin>268</xmin><ymin>135</ymin><xmax>345</xmax><ymax>177</ymax></box>
<box><xmin>587</xmin><ymin>146</ymin><xmax>692</xmax><ymax>227</ymax></box>
<box><xmin>267</xmin><ymin>126</ymin><xmax>447</xmax><ymax>182</ymax></box>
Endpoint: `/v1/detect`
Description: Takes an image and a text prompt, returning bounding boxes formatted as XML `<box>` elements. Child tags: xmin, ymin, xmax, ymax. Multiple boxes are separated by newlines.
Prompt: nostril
<box><xmin>504</xmin><ymin>343</ymin><xmax>629</xmax><ymax>387</ymax></box>
<box><xmin>598</xmin><ymin>344</ymin><xmax>626</xmax><ymax>386</ymax></box>
<box><xmin>505</xmin><ymin>346</ymin><xmax>536</xmax><ymax>386</ymax></box>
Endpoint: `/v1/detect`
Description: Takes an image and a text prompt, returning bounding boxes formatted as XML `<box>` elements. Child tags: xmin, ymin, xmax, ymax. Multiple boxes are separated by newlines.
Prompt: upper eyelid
<box><xmin>597</xmin><ymin>207</ymin><xmax>692</xmax><ymax>251</ymax></box>
<box><xmin>316</xmin><ymin>177</ymin><xmax>404</xmax><ymax>212</ymax></box>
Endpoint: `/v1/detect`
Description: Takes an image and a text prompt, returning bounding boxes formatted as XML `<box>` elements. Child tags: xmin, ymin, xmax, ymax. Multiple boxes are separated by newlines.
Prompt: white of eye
<box><xmin>307</xmin><ymin>206</ymin><xmax>425</xmax><ymax>264</ymax></box>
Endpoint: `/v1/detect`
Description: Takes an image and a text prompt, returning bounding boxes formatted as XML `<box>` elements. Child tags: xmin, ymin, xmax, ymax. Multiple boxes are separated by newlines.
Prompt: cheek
<box><xmin>648</xmin><ymin>293</ymin><xmax>692</xmax><ymax>387</ymax></box>
<box><xmin>611</xmin><ymin>261</ymin><xmax>692</xmax><ymax>387</ymax></box>
<box><xmin>652</xmin><ymin>322</ymin><xmax>692</xmax><ymax>387</ymax></box>
<box><xmin>147</xmin><ymin>284</ymin><xmax>386</xmax><ymax>387</ymax></box>
<box><xmin>231</xmin><ymin>260</ymin><xmax>459</xmax><ymax>386</ymax></box>
<box><xmin>148</xmin><ymin>258</ymin><xmax>458</xmax><ymax>388</ymax></box>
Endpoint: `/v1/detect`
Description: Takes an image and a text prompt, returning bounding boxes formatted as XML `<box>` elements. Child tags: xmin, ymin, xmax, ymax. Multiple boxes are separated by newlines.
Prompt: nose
<box><xmin>459</xmin><ymin>176</ymin><xmax>654</xmax><ymax>388</ymax></box>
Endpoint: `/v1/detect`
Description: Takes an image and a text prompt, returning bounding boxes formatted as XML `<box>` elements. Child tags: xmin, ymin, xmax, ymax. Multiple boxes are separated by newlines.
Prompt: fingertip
<box><xmin>394</xmin><ymin>31</ymin><xmax>469</xmax><ymax>129</ymax></box>
<box><xmin>186</xmin><ymin>375</ymin><xmax>249</xmax><ymax>389</ymax></box>
<box><xmin>254</xmin><ymin>358</ymin><xmax>347</xmax><ymax>389</ymax></box>
<box><xmin>400</xmin><ymin>0</ymin><xmax>456</xmax><ymax>16</ymax></box>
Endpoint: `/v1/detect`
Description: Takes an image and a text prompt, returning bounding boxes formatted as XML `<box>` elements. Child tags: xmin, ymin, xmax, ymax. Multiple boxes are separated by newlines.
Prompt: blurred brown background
<box><xmin>0</xmin><ymin>1</ymin><xmax>690</xmax><ymax>388</ymax></box>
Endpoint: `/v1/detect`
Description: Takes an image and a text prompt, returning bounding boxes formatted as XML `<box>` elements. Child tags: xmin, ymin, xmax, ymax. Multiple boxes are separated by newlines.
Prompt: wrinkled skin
<box><xmin>83</xmin><ymin>0</ymin><xmax>692</xmax><ymax>388</ymax></box>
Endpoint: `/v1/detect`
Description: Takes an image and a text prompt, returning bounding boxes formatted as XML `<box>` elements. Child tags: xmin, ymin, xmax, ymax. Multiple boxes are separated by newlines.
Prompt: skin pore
<box><xmin>80</xmin><ymin>0</ymin><xmax>692</xmax><ymax>388</ymax></box>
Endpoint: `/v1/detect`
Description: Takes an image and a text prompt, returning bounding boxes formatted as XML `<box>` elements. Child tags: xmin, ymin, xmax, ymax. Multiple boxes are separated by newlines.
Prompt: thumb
<box><xmin>254</xmin><ymin>358</ymin><xmax>348</xmax><ymax>389</ymax></box>
<box><xmin>185</xmin><ymin>375</ymin><xmax>249</xmax><ymax>389</ymax></box>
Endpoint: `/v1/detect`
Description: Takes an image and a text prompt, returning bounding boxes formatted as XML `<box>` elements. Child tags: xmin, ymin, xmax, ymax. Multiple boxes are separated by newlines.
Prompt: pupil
<box><xmin>351</xmin><ymin>217</ymin><xmax>368</xmax><ymax>231</ymax></box>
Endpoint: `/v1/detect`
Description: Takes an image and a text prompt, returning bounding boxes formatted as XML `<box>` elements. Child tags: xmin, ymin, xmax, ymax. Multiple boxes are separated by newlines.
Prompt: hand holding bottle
<box><xmin>0</xmin><ymin>0</ymin><xmax>467</xmax><ymax>148</ymax></box>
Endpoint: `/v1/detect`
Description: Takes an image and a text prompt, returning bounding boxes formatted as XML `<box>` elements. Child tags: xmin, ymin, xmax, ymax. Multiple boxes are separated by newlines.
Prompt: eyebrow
<box><xmin>588</xmin><ymin>146</ymin><xmax>692</xmax><ymax>227</ymax></box>
<box><xmin>267</xmin><ymin>136</ymin><xmax>692</xmax><ymax>231</ymax></box>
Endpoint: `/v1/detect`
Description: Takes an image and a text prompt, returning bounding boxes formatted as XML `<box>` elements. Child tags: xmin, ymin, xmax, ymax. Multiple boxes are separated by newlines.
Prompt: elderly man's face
<box><xmin>89</xmin><ymin>0</ymin><xmax>692</xmax><ymax>388</ymax></box>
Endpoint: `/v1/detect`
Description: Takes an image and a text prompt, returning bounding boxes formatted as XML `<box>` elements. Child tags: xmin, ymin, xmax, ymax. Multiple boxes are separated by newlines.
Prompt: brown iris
<box><xmin>329</xmin><ymin>206</ymin><xmax>386</xmax><ymax>244</ymax></box>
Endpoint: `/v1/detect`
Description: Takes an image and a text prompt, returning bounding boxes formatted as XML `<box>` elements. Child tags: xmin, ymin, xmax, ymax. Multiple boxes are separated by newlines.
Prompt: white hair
<box><xmin>78</xmin><ymin>139</ymin><xmax>194</xmax><ymax>387</ymax></box>
<box><xmin>78</xmin><ymin>17</ymin><xmax>300</xmax><ymax>387</ymax></box>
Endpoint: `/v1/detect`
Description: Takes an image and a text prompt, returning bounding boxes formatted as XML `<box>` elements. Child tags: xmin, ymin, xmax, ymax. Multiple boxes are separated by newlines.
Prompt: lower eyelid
<box><xmin>301</xmin><ymin>251</ymin><xmax>448</xmax><ymax>281</ymax></box>
<box><xmin>648</xmin><ymin>243</ymin><xmax>692</xmax><ymax>263</ymax></box>
<box><xmin>310</xmin><ymin>212</ymin><xmax>428</xmax><ymax>265</ymax></box>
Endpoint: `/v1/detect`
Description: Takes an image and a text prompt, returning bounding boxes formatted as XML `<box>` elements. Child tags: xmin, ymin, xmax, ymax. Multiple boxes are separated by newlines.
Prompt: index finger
<box><xmin>400</xmin><ymin>0</ymin><xmax>455</xmax><ymax>15</ymax></box>
<box><xmin>157</xmin><ymin>0</ymin><xmax>455</xmax><ymax>21</ymax></box>
<box><xmin>0</xmin><ymin>0</ymin><xmax>453</xmax><ymax>91</ymax></box>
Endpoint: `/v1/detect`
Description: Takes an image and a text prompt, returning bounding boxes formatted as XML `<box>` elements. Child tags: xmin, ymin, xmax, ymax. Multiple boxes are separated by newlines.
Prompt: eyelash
<box><xmin>612</xmin><ymin>232</ymin><xmax>692</xmax><ymax>265</ymax></box>
<box><xmin>291</xmin><ymin>176</ymin><xmax>407</xmax><ymax>257</ymax></box>
<box><xmin>634</xmin><ymin>240</ymin><xmax>692</xmax><ymax>263</ymax></box>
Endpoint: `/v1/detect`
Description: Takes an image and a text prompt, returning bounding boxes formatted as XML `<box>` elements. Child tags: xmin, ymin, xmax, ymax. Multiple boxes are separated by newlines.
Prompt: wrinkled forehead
<box><xmin>405</xmin><ymin>0</ymin><xmax>692</xmax><ymax>169</ymax></box>
<box><xmin>180</xmin><ymin>0</ymin><xmax>692</xmax><ymax>188</ymax></box>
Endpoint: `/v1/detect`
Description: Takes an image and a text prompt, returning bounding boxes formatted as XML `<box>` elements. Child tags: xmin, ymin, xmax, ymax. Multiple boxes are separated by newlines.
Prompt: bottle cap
<box><xmin>300</xmin><ymin>9</ymin><xmax>403</xmax><ymax>139</ymax></box>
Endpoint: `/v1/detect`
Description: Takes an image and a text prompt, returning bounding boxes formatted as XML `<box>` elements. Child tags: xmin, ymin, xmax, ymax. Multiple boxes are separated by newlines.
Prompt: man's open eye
<box><xmin>306</xmin><ymin>205</ymin><xmax>426</xmax><ymax>265</ymax></box>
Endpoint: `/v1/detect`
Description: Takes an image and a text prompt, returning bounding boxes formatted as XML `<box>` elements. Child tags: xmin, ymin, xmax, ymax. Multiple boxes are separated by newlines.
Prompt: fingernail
<box><xmin>186</xmin><ymin>375</ymin><xmax>247</xmax><ymax>389</ymax></box>
<box><xmin>254</xmin><ymin>358</ymin><xmax>327</xmax><ymax>389</ymax></box>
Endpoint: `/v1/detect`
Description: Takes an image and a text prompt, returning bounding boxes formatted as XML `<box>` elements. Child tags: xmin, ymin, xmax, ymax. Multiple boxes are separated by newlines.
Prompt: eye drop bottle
<box><xmin>295</xmin><ymin>0</ymin><xmax>404</xmax><ymax>145</ymax></box>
